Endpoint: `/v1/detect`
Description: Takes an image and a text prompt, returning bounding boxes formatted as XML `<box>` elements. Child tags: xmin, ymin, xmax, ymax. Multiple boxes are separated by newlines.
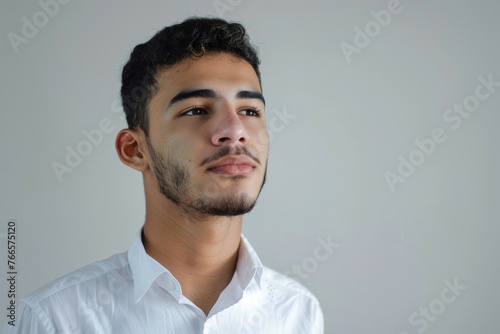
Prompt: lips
<box><xmin>206</xmin><ymin>155</ymin><xmax>256</xmax><ymax>175</ymax></box>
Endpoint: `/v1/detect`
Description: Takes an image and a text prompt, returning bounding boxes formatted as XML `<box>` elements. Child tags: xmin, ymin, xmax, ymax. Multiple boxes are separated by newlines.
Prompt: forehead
<box><xmin>155</xmin><ymin>53</ymin><xmax>261</xmax><ymax>95</ymax></box>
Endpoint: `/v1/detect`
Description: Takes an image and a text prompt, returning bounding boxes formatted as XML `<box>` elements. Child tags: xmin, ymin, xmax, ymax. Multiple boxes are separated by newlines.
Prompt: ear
<box><xmin>115</xmin><ymin>128</ymin><xmax>148</xmax><ymax>172</ymax></box>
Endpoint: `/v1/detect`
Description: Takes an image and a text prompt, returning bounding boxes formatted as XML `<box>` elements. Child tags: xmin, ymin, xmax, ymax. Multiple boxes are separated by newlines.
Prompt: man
<box><xmin>4</xmin><ymin>17</ymin><xmax>324</xmax><ymax>333</ymax></box>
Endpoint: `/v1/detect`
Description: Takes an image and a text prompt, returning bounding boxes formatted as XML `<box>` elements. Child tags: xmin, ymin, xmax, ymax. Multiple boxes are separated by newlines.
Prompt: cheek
<box><xmin>167</xmin><ymin>135</ymin><xmax>205</xmax><ymax>173</ymax></box>
<box><xmin>160</xmin><ymin>135</ymin><xmax>191</xmax><ymax>164</ymax></box>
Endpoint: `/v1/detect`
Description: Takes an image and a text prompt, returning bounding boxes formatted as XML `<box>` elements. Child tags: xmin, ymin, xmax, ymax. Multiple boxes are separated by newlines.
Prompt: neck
<box><xmin>142</xmin><ymin>193</ymin><xmax>242</xmax><ymax>315</ymax></box>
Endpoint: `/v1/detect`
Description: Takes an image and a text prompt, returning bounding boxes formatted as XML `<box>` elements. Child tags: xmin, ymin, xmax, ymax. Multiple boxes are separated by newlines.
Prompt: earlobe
<box><xmin>115</xmin><ymin>129</ymin><xmax>148</xmax><ymax>172</ymax></box>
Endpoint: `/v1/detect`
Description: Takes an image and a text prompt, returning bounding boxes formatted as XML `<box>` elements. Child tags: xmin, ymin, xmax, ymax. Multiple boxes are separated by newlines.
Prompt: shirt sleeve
<box><xmin>1</xmin><ymin>301</ymin><xmax>51</xmax><ymax>334</ymax></box>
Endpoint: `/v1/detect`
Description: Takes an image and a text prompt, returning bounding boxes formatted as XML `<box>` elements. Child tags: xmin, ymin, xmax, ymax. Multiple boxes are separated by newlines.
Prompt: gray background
<box><xmin>1</xmin><ymin>0</ymin><xmax>499</xmax><ymax>333</ymax></box>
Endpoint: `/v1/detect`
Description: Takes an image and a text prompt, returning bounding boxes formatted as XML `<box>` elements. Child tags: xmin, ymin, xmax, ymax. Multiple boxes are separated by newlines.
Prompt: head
<box><xmin>116</xmin><ymin>17</ymin><xmax>269</xmax><ymax>218</ymax></box>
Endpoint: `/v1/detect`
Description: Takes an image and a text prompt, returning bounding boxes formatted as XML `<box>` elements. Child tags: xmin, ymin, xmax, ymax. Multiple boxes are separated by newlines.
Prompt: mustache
<box><xmin>200</xmin><ymin>146</ymin><xmax>261</xmax><ymax>167</ymax></box>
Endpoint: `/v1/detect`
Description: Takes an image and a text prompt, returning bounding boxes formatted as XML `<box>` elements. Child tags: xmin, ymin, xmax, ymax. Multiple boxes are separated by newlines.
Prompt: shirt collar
<box><xmin>128</xmin><ymin>230</ymin><xmax>174</xmax><ymax>303</ymax></box>
<box><xmin>237</xmin><ymin>234</ymin><xmax>263</xmax><ymax>290</ymax></box>
<box><xmin>128</xmin><ymin>229</ymin><xmax>264</xmax><ymax>303</ymax></box>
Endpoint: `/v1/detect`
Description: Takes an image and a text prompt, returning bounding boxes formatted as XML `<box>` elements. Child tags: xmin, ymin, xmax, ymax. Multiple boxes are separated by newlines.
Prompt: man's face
<box><xmin>145</xmin><ymin>53</ymin><xmax>269</xmax><ymax>217</ymax></box>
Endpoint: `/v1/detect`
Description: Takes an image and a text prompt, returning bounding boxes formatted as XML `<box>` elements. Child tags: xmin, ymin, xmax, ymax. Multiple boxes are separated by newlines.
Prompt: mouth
<box><xmin>206</xmin><ymin>155</ymin><xmax>257</xmax><ymax>175</ymax></box>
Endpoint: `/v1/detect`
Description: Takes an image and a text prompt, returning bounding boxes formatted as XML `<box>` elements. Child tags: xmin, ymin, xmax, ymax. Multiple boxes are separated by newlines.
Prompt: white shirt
<box><xmin>3</xmin><ymin>231</ymin><xmax>324</xmax><ymax>333</ymax></box>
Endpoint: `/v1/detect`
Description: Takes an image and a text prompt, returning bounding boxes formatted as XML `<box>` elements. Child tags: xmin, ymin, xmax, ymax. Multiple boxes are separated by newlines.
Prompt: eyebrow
<box><xmin>167</xmin><ymin>88</ymin><xmax>265</xmax><ymax>108</ymax></box>
<box><xmin>236</xmin><ymin>90</ymin><xmax>266</xmax><ymax>105</ymax></box>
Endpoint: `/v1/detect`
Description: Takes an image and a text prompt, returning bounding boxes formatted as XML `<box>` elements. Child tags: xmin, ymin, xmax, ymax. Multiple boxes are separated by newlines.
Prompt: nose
<box><xmin>211</xmin><ymin>104</ymin><xmax>249</xmax><ymax>146</ymax></box>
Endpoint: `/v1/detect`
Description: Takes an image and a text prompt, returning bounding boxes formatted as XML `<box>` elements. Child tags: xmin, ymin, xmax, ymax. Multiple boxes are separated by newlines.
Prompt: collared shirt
<box><xmin>3</xmin><ymin>231</ymin><xmax>324</xmax><ymax>333</ymax></box>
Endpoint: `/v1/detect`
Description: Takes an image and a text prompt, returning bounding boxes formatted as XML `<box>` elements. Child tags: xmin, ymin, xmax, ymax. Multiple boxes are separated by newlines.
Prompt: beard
<box><xmin>145</xmin><ymin>136</ymin><xmax>266</xmax><ymax>217</ymax></box>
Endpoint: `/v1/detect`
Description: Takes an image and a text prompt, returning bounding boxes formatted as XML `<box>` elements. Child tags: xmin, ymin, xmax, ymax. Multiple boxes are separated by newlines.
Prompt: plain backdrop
<box><xmin>1</xmin><ymin>0</ymin><xmax>499</xmax><ymax>333</ymax></box>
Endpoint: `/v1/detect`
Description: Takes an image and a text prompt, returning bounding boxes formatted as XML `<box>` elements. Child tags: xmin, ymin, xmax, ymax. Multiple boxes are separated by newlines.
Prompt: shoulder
<box><xmin>21</xmin><ymin>251</ymin><xmax>130</xmax><ymax>309</ymax></box>
<box><xmin>7</xmin><ymin>252</ymin><xmax>131</xmax><ymax>333</ymax></box>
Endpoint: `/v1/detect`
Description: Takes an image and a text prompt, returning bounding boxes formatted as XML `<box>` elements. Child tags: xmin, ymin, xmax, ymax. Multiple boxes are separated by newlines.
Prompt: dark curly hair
<box><xmin>120</xmin><ymin>17</ymin><xmax>261</xmax><ymax>136</ymax></box>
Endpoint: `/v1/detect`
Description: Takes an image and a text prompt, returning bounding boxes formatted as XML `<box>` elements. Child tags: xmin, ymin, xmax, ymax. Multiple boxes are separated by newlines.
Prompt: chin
<box><xmin>189</xmin><ymin>192</ymin><xmax>259</xmax><ymax>217</ymax></box>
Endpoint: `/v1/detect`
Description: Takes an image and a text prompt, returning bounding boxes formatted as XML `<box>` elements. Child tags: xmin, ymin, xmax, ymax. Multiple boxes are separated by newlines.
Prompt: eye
<box><xmin>239</xmin><ymin>108</ymin><xmax>262</xmax><ymax>117</ymax></box>
<box><xmin>181</xmin><ymin>107</ymin><xmax>208</xmax><ymax>116</ymax></box>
